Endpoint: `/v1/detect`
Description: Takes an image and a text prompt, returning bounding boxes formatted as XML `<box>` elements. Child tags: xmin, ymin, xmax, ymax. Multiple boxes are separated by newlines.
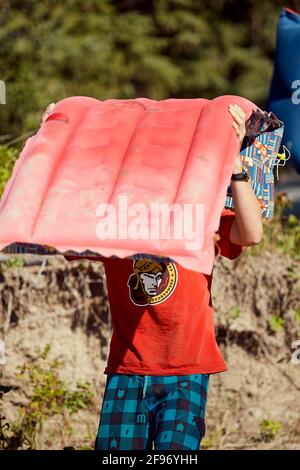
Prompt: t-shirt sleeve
<box><xmin>216</xmin><ymin>209</ymin><xmax>244</xmax><ymax>260</ymax></box>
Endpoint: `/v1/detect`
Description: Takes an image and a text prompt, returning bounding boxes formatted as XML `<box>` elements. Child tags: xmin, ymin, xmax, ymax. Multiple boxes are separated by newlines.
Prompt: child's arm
<box><xmin>228</xmin><ymin>104</ymin><xmax>263</xmax><ymax>247</ymax></box>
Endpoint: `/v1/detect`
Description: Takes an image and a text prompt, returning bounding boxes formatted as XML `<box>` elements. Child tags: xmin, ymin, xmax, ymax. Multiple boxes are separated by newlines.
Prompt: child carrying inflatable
<box><xmin>46</xmin><ymin>102</ymin><xmax>263</xmax><ymax>450</ymax></box>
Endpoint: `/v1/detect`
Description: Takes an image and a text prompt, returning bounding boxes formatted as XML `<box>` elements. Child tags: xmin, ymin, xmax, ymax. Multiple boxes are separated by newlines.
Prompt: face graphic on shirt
<box><xmin>139</xmin><ymin>271</ymin><xmax>162</xmax><ymax>295</ymax></box>
<box><xmin>127</xmin><ymin>258</ymin><xmax>177</xmax><ymax>306</ymax></box>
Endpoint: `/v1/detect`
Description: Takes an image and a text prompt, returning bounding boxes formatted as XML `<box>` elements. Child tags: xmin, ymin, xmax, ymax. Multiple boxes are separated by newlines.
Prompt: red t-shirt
<box><xmin>65</xmin><ymin>208</ymin><xmax>243</xmax><ymax>376</ymax></box>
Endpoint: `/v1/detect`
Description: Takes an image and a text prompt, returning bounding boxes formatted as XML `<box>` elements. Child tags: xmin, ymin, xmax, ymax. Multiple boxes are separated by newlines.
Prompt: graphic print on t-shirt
<box><xmin>127</xmin><ymin>259</ymin><xmax>178</xmax><ymax>306</ymax></box>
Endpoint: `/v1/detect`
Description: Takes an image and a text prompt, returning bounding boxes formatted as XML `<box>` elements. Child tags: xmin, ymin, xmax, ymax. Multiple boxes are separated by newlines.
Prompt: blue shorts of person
<box><xmin>95</xmin><ymin>373</ymin><xmax>210</xmax><ymax>451</ymax></box>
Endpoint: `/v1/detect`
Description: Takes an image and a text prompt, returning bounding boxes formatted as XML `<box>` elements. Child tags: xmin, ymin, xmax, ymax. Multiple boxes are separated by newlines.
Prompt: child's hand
<box><xmin>228</xmin><ymin>104</ymin><xmax>247</xmax><ymax>174</ymax></box>
<box><xmin>40</xmin><ymin>102</ymin><xmax>56</xmax><ymax>126</ymax></box>
<box><xmin>228</xmin><ymin>104</ymin><xmax>246</xmax><ymax>145</ymax></box>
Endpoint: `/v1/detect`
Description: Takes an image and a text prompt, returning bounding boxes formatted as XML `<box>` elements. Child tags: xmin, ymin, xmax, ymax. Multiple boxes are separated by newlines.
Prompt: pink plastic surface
<box><xmin>0</xmin><ymin>95</ymin><xmax>256</xmax><ymax>273</ymax></box>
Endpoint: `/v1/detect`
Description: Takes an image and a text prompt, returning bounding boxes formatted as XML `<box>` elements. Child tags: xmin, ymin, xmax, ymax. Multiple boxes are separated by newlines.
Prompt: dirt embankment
<box><xmin>0</xmin><ymin>251</ymin><xmax>300</xmax><ymax>449</ymax></box>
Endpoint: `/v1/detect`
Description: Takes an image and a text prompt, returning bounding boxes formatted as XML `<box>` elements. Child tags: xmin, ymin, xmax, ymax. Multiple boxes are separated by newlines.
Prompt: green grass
<box><xmin>0</xmin><ymin>345</ymin><xmax>95</xmax><ymax>450</ymax></box>
<box><xmin>268</xmin><ymin>315</ymin><xmax>285</xmax><ymax>333</ymax></box>
<box><xmin>3</xmin><ymin>257</ymin><xmax>24</xmax><ymax>268</ymax></box>
<box><xmin>260</xmin><ymin>419</ymin><xmax>282</xmax><ymax>442</ymax></box>
<box><xmin>0</xmin><ymin>145</ymin><xmax>19</xmax><ymax>197</ymax></box>
<box><xmin>295</xmin><ymin>308</ymin><xmax>300</xmax><ymax>324</ymax></box>
<box><xmin>245</xmin><ymin>192</ymin><xmax>300</xmax><ymax>259</ymax></box>
<box><xmin>200</xmin><ymin>436</ymin><xmax>214</xmax><ymax>449</ymax></box>
<box><xmin>228</xmin><ymin>306</ymin><xmax>241</xmax><ymax>320</ymax></box>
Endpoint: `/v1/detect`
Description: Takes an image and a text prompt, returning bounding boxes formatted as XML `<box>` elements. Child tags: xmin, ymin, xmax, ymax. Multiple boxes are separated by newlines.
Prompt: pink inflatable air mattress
<box><xmin>0</xmin><ymin>95</ymin><xmax>257</xmax><ymax>273</ymax></box>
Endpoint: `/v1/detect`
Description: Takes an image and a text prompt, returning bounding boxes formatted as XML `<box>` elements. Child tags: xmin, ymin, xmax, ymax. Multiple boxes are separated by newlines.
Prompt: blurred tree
<box><xmin>0</xmin><ymin>0</ymin><xmax>299</xmax><ymax>142</ymax></box>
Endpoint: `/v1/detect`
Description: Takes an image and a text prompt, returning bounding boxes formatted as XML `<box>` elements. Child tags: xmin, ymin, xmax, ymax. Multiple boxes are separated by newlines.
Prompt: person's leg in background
<box><xmin>94</xmin><ymin>374</ymin><xmax>153</xmax><ymax>450</ymax></box>
<box><xmin>152</xmin><ymin>374</ymin><xmax>210</xmax><ymax>450</ymax></box>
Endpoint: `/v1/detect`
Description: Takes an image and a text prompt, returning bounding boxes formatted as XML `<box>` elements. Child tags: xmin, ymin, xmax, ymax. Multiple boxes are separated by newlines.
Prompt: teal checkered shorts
<box><xmin>95</xmin><ymin>373</ymin><xmax>209</xmax><ymax>450</ymax></box>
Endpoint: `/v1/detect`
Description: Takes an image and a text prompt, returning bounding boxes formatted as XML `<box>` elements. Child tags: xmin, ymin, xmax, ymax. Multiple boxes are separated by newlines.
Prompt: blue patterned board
<box><xmin>1</xmin><ymin>241</ymin><xmax>174</xmax><ymax>262</ymax></box>
<box><xmin>2</xmin><ymin>242</ymin><xmax>63</xmax><ymax>256</ymax></box>
<box><xmin>225</xmin><ymin>114</ymin><xmax>284</xmax><ymax>219</ymax></box>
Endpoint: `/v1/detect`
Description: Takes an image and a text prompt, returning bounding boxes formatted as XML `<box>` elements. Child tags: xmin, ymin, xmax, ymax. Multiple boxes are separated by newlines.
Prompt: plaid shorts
<box><xmin>95</xmin><ymin>373</ymin><xmax>209</xmax><ymax>451</ymax></box>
